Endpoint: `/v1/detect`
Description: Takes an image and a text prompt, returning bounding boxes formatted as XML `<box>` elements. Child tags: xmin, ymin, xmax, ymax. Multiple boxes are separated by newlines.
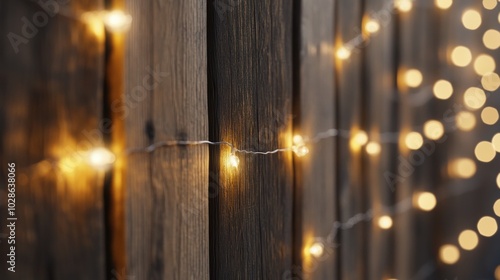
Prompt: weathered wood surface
<box><xmin>0</xmin><ymin>0</ymin><xmax>106</xmax><ymax>279</ymax></box>
<box><xmin>208</xmin><ymin>0</ymin><xmax>294</xmax><ymax>279</ymax></box>
<box><xmin>124</xmin><ymin>0</ymin><xmax>209</xmax><ymax>279</ymax></box>
<box><xmin>294</xmin><ymin>0</ymin><xmax>337</xmax><ymax>279</ymax></box>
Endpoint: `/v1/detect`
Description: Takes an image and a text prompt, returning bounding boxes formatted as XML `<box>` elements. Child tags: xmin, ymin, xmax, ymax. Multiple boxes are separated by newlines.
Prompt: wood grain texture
<box><xmin>0</xmin><ymin>0</ymin><xmax>106</xmax><ymax>279</ymax></box>
<box><xmin>295</xmin><ymin>0</ymin><xmax>337</xmax><ymax>279</ymax></box>
<box><xmin>125</xmin><ymin>0</ymin><xmax>209</xmax><ymax>279</ymax></box>
<box><xmin>208</xmin><ymin>0</ymin><xmax>294</xmax><ymax>279</ymax></box>
<box><xmin>363</xmin><ymin>1</ymin><xmax>397</xmax><ymax>279</ymax></box>
<box><xmin>335</xmin><ymin>1</ymin><xmax>366</xmax><ymax>279</ymax></box>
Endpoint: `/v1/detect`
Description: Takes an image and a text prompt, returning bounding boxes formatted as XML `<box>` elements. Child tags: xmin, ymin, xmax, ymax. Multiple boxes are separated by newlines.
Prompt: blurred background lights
<box><xmin>492</xmin><ymin>133</ymin><xmax>500</xmax><ymax>152</ymax></box>
<box><xmin>353</xmin><ymin>131</ymin><xmax>368</xmax><ymax>146</ymax></box>
<box><xmin>461</xmin><ymin>9</ymin><xmax>482</xmax><ymax>30</ymax></box>
<box><xmin>88</xmin><ymin>147</ymin><xmax>116</xmax><ymax>168</ymax></box>
<box><xmin>481</xmin><ymin>107</ymin><xmax>499</xmax><ymax>125</ymax></box>
<box><xmin>395</xmin><ymin>0</ymin><xmax>413</xmax><ymax>12</ymax></box>
<box><xmin>80</xmin><ymin>11</ymin><xmax>105</xmax><ymax>39</ymax></box>
<box><xmin>415</xmin><ymin>192</ymin><xmax>437</xmax><ymax>211</ymax></box>
<box><xmin>494</xmin><ymin>199</ymin><xmax>500</xmax><ymax>217</ymax></box>
<box><xmin>449</xmin><ymin>158</ymin><xmax>476</xmax><ymax>179</ymax></box>
<box><xmin>308</xmin><ymin>242</ymin><xmax>324</xmax><ymax>258</ymax></box>
<box><xmin>482</xmin><ymin>73</ymin><xmax>500</xmax><ymax>91</ymax></box>
<box><xmin>473</xmin><ymin>54</ymin><xmax>496</xmax><ymax>76</ymax></box>
<box><xmin>103</xmin><ymin>10</ymin><xmax>132</xmax><ymax>32</ymax></box>
<box><xmin>365</xmin><ymin>19</ymin><xmax>380</xmax><ymax>34</ymax></box>
<box><xmin>439</xmin><ymin>244</ymin><xmax>460</xmax><ymax>264</ymax></box>
<box><xmin>228</xmin><ymin>153</ymin><xmax>240</xmax><ymax>168</ymax></box>
<box><xmin>292</xmin><ymin>135</ymin><xmax>309</xmax><ymax>157</ymax></box>
<box><xmin>497</xmin><ymin>173</ymin><xmax>500</xmax><ymax>189</ymax></box>
<box><xmin>496</xmin><ymin>266</ymin><xmax>500</xmax><ymax>280</ymax></box>
<box><xmin>474</xmin><ymin>141</ymin><xmax>496</xmax><ymax>162</ymax></box>
<box><xmin>456</xmin><ymin>111</ymin><xmax>476</xmax><ymax>131</ymax></box>
<box><xmin>435</xmin><ymin>0</ymin><xmax>453</xmax><ymax>10</ymax></box>
<box><xmin>451</xmin><ymin>46</ymin><xmax>472</xmax><ymax>67</ymax></box>
<box><xmin>366</xmin><ymin>142</ymin><xmax>381</xmax><ymax>155</ymax></box>
<box><xmin>405</xmin><ymin>132</ymin><xmax>424</xmax><ymax>150</ymax></box>
<box><xmin>458</xmin><ymin>230</ymin><xmax>479</xmax><ymax>250</ymax></box>
<box><xmin>477</xmin><ymin>216</ymin><xmax>498</xmax><ymax>237</ymax></box>
<box><xmin>483</xmin><ymin>0</ymin><xmax>497</xmax><ymax>10</ymax></box>
<box><xmin>336</xmin><ymin>46</ymin><xmax>351</xmax><ymax>60</ymax></box>
<box><xmin>433</xmin><ymin>79</ymin><xmax>453</xmax><ymax>100</ymax></box>
<box><xmin>404</xmin><ymin>69</ymin><xmax>423</xmax><ymax>88</ymax></box>
<box><xmin>463</xmin><ymin>87</ymin><xmax>486</xmax><ymax>110</ymax></box>
<box><xmin>483</xmin><ymin>29</ymin><xmax>500</xmax><ymax>50</ymax></box>
<box><xmin>378</xmin><ymin>215</ymin><xmax>393</xmax><ymax>229</ymax></box>
<box><xmin>423</xmin><ymin>120</ymin><xmax>444</xmax><ymax>140</ymax></box>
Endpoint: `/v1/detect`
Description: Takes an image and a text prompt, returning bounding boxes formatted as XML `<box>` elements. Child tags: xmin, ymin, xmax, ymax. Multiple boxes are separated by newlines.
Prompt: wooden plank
<box><xmin>0</xmin><ymin>0</ymin><xmax>106</xmax><ymax>279</ymax></box>
<box><xmin>125</xmin><ymin>0</ymin><xmax>209</xmax><ymax>279</ymax></box>
<box><xmin>207</xmin><ymin>0</ymin><xmax>294</xmax><ymax>278</ymax></box>
<box><xmin>335</xmin><ymin>1</ymin><xmax>366</xmax><ymax>279</ymax></box>
<box><xmin>363</xmin><ymin>1</ymin><xmax>397</xmax><ymax>279</ymax></box>
<box><xmin>294</xmin><ymin>0</ymin><xmax>337</xmax><ymax>279</ymax></box>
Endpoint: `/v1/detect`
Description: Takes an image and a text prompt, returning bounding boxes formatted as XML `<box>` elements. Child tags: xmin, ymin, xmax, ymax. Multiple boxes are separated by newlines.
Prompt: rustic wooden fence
<box><xmin>1</xmin><ymin>0</ymin><xmax>500</xmax><ymax>279</ymax></box>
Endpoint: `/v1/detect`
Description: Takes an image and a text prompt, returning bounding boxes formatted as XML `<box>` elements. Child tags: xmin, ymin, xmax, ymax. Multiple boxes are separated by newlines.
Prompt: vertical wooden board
<box><xmin>335</xmin><ymin>1</ymin><xmax>365</xmax><ymax>279</ymax></box>
<box><xmin>208</xmin><ymin>0</ymin><xmax>294</xmax><ymax>279</ymax></box>
<box><xmin>0</xmin><ymin>0</ymin><xmax>106</xmax><ymax>279</ymax></box>
<box><xmin>395</xmin><ymin>2</ymin><xmax>440</xmax><ymax>279</ymax></box>
<box><xmin>363</xmin><ymin>1</ymin><xmax>397</xmax><ymax>279</ymax></box>
<box><xmin>125</xmin><ymin>0</ymin><xmax>209</xmax><ymax>279</ymax></box>
<box><xmin>295</xmin><ymin>0</ymin><xmax>337</xmax><ymax>279</ymax></box>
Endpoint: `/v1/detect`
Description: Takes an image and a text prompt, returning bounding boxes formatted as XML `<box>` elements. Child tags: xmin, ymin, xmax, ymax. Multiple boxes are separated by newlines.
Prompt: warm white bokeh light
<box><xmin>481</xmin><ymin>107</ymin><xmax>499</xmax><ymax>125</ymax></box>
<box><xmin>474</xmin><ymin>54</ymin><xmax>496</xmax><ymax>76</ymax></box>
<box><xmin>449</xmin><ymin>158</ymin><xmax>476</xmax><ymax>179</ymax></box>
<box><xmin>482</xmin><ymin>73</ymin><xmax>500</xmax><ymax>92</ymax></box>
<box><xmin>378</xmin><ymin>215</ymin><xmax>393</xmax><ymax>229</ymax></box>
<box><xmin>458</xmin><ymin>230</ymin><xmax>479</xmax><ymax>251</ymax></box>
<box><xmin>366</xmin><ymin>142</ymin><xmax>381</xmax><ymax>155</ymax></box>
<box><xmin>456</xmin><ymin>111</ymin><xmax>476</xmax><ymax>131</ymax></box>
<box><xmin>415</xmin><ymin>192</ymin><xmax>437</xmax><ymax>211</ymax></box>
<box><xmin>228</xmin><ymin>153</ymin><xmax>240</xmax><ymax>168</ymax></box>
<box><xmin>462</xmin><ymin>9</ymin><xmax>482</xmax><ymax>30</ymax></box>
<box><xmin>405</xmin><ymin>132</ymin><xmax>424</xmax><ymax>150</ymax></box>
<box><xmin>103</xmin><ymin>10</ymin><xmax>133</xmax><ymax>32</ymax></box>
<box><xmin>88</xmin><ymin>147</ymin><xmax>116</xmax><ymax>168</ymax></box>
<box><xmin>475</xmin><ymin>141</ymin><xmax>496</xmax><ymax>162</ymax></box>
<box><xmin>308</xmin><ymin>242</ymin><xmax>325</xmax><ymax>258</ymax></box>
<box><xmin>423</xmin><ymin>120</ymin><xmax>444</xmax><ymax>140</ymax></box>
<box><xmin>404</xmin><ymin>69</ymin><xmax>423</xmax><ymax>88</ymax></box>
<box><xmin>477</xmin><ymin>216</ymin><xmax>498</xmax><ymax>237</ymax></box>
<box><xmin>365</xmin><ymin>19</ymin><xmax>380</xmax><ymax>34</ymax></box>
<box><xmin>483</xmin><ymin>29</ymin><xmax>500</xmax><ymax>50</ymax></box>
<box><xmin>463</xmin><ymin>87</ymin><xmax>486</xmax><ymax>110</ymax></box>
<box><xmin>451</xmin><ymin>46</ymin><xmax>472</xmax><ymax>67</ymax></box>
<box><xmin>433</xmin><ymin>80</ymin><xmax>453</xmax><ymax>100</ymax></box>
<box><xmin>439</xmin><ymin>244</ymin><xmax>460</xmax><ymax>264</ymax></box>
<box><xmin>395</xmin><ymin>0</ymin><xmax>413</xmax><ymax>12</ymax></box>
<box><xmin>494</xmin><ymin>199</ymin><xmax>500</xmax><ymax>217</ymax></box>
<box><xmin>483</xmin><ymin>0</ymin><xmax>497</xmax><ymax>10</ymax></box>
<box><xmin>435</xmin><ymin>0</ymin><xmax>453</xmax><ymax>9</ymax></box>
<box><xmin>336</xmin><ymin>46</ymin><xmax>351</xmax><ymax>60</ymax></box>
<box><xmin>492</xmin><ymin>134</ymin><xmax>500</xmax><ymax>152</ymax></box>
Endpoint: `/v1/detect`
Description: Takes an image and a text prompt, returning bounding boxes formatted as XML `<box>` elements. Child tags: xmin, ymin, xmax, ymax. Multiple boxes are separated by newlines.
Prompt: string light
<box><xmin>415</xmin><ymin>192</ymin><xmax>437</xmax><ymax>211</ymax></box>
<box><xmin>473</xmin><ymin>54</ymin><xmax>496</xmax><ymax>76</ymax></box>
<box><xmin>450</xmin><ymin>46</ymin><xmax>472</xmax><ymax>67</ymax></box>
<box><xmin>455</xmin><ymin>111</ymin><xmax>476</xmax><ymax>131</ymax></box>
<box><xmin>439</xmin><ymin>244</ymin><xmax>460</xmax><ymax>264</ymax></box>
<box><xmin>458</xmin><ymin>230</ymin><xmax>479</xmax><ymax>250</ymax></box>
<box><xmin>292</xmin><ymin>135</ymin><xmax>310</xmax><ymax>157</ymax></box>
<box><xmin>366</xmin><ymin>142</ymin><xmax>381</xmax><ymax>155</ymax></box>
<box><xmin>308</xmin><ymin>242</ymin><xmax>325</xmax><ymax>258</ymax></box>
<box><xmin>435</xmin><ymin>0</ymin><xmax>453</xmax><ymax>10</ymax></box>
<box><xmin>395</xmin><ymin>0</ymin><xmax>413</xmax><ymax>12</ymax></box>
<box><xmin>378</xmin><ymin>215</ymin><xmax>393</xmax><ymax>229</ymax></box>
<box><xmin>474</xmin><ymin>141</ymin><xmax>496</xmax><ymax>163</ymax></box>
<box><xmin>433</xmin><ymin>79</ymin><xmax>454</xmax><ymax>100</ymax></box>
<box><xmin>336</xmin><ymin>46</ymin><xmax>352</xmax><ymax>60</ymax></box>
<box><xmin>88</xmin><ymin>147</ymin><xmax>116</xmax><ymax>169</ymax></box>
<box><xmin>423</xmin><ymin>120</ymin><xmax>444</xmax><ymax>140</ymax></box>
<box><xmin>102</xmin><ymin>10</ymin><xmax>132</xmax><ymax>32</ymax></box>
<box><xmin>463</xmin><ymin>87</ymin><xmax>486</xmax><ymax>110</ymax></box>
<box><xmin>461</xmin><ymin>9</ymin><xmax>482</xmax><ymax>30</ymax></box>
<box><xmin>364</xmin><ymin>19</ymin><xmax>380</xmax><ymax>34</ymax></box>
<box><xmin>481</xmin><ymin>72</ymin><xmax>500</xmax><ymax>92</ymax></box>
<box><xmin>483</xmin><ymin>0</ymin><xmax>497</xmax><ymax>10</ymax></box>
<box><xmin>228</xmin><ymin>152</ymin><xmax>240</xmax><ymax>168</ymax></box>
<box><xmin>477</xmin><ymin>216</ymin><xmax>498</xmax><ymax>237</ymax></box>
<box><xmin>481</xmin><ymin>107</ymin><xmax>499</xmax><ymax>125</ymax></box>
<box><xmin>405</xmin><ymin>132</ymin><xmax>424</xmax><ymax>150</ymax></box>
<box><xmin>404</xmin><ymin>69</ymin><xmax>423</xmax><ymax>88</ymax></box>
<box><xmin>483</xmin><ymin>29</ymin><xmax>500</xmax><ymax>50</ymax></box>
<box><xmin>449</xmin><ymin>158</ymin><xmax>476</xmax><ymax>179</ymax></box>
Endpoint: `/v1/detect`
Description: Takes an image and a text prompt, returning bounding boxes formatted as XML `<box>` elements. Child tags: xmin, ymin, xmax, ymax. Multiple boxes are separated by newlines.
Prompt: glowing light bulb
<box><xmin>405</xmin><ymin>132</ymin><xmax>423</xmax><ymax>150</ymax></box>
<box><xmin>455</xmin><ymin>111</ymin><xmax>476</xmax><ymax>131</ymax></box>
<box><xmin>439</xmin><ymin>244</ymin><xmax>460</xmax><ymax>264</ymax></box>
<box><xmin>449</xmin><ymin>158</ymin><xmax>476</xmax><ymax>178</ymax></box>
<box><xmin>474</xmin><ymin>141</ymin><xmax>496</xmax><ymax>163</ymax></box>
<box><xmin>458</xmin><ymin>230</ymin><xmax>479</xmax><ymax>250</ymax></box>
<box><xmin>433</xmin><ymin>80</ymin><xmax>453</xmax><ymax>100</ymax></box>
<box><xmin>435</xmin><ymin>0</ymin><xmax>453</xmax><ymax>9</ymax></box>
<box><xmin>404</xmin><ymin>69</ymin><xmax>423</xmax><ymax>88</ymax></box>
<box><xmin>423</xmin><ymin>120</ymin><xmax>444</xmax><ymax>140</ymax></box>
<box><xmin>366</xmin><ymin>142</ymin><xmax>381</xmax><ymax>155</ymax></box>
<box><xmin>451</xmin><ymin>46</ymin><xmax>472</xmax><ymax>67</ymax></box>
<box><xmin>481</xmin><ymin>107</ymin><xmax>499</xmax><ymax>125</ymax></box>
<box><xmin>88</xmin><ymin>147</ymin><xmax>116</xmax><ymax>168</ymax></box>
<box><xmin>292</xmin><ymin>135</ymin><xmax>309</xmax><ymax>157</ymax></box>
<box><xmin>395</xmin><ymin>0</ymin><xmax>413</xmax><ymax>12</ymax></box>
<box><xmin>477</xmin><ymin>216</ymin><xmax>498</xmax><ymax>237</ymax></box>
<box><xmin>364</xmin><ymin>19</ymin><xmax>380</xmax><ymax>34</ymax></box>
<box><xmin>353</xmin><ymin>131</ymin><xmax>368</xmax><ymax>146</ymax></box>
<box><xmin>415</xmin><ymin>192</ymin><xmax>436</xmax><ymax>211</ymax></box>
<box><xmin>228</xmin><ymin>153</ymin><xmax>240</xmax><ymax>168</ymax></box>
<box><xmin>336</xmin><ymin>46</ymin><xmax>351</xmax><ymax>60</ymax></box>
<box><xmin>308</xmin><ymin>242</ymin><xmax>324</xmax><ymax>258</ymax></box>
<box><xmin>378</xmin><ymin>215</ymin><xmax>393</xmax><ymax>229</ymax></box>
<box><xmin>462</xmin><ymin>9</ymin><xmax>482</xmax><ymax>30</ymax></box>
<box><xmin>463</xmin><ymin>87</ymin><xmax>486</xmax><ymax>110</ymax></box>
<box><xmin>103</xmin><ymin>10</ymin><xmax>132</xmax><ymax>32</ymax></box>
